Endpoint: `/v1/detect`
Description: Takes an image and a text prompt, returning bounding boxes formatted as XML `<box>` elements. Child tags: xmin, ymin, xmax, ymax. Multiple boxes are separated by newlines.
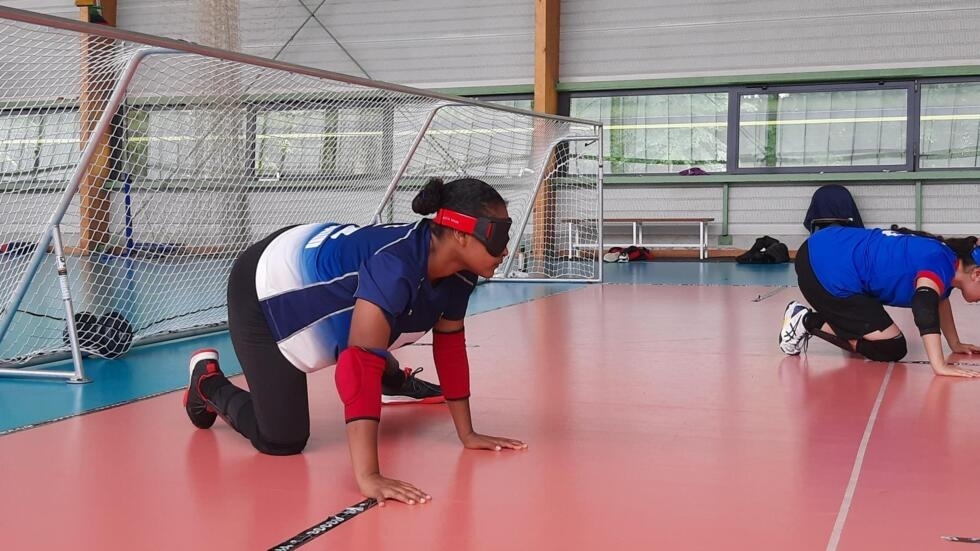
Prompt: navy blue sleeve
<box><xmin>353</xmin><ymin>251</ymin><xmax>417</xmax><ymax>327</ymax></box>
<box><xmin>441</xmin><ymin>271</ymin><xmax>477</xmax><ymax>321</ymax></box>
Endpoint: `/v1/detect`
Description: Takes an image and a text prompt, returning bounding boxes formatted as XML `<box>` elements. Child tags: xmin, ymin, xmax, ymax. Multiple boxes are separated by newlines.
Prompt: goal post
<box><xmin>0</xmin><ymin>6</ymin><xmax>603</xmax><ymax>377</ymax></box>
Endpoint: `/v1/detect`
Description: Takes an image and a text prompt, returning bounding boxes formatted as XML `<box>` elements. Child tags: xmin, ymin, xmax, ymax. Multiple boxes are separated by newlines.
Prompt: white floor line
<box><xmin>825</xmin><ymin>362</ymin><xmax>894</xmax><ymax>551</ymax></box>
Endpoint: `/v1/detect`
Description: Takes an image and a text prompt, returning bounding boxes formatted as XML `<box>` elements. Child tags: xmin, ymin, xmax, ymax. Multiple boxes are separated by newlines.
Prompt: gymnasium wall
<box><xmin>6</xmin><ymin>1</ymin><xmax>980</xmax><ymax>248</ymax></box>
<box><xmin>11</xmin><ymin>1</ymin><xmax>979</xmax><ymax>88</ymax></box>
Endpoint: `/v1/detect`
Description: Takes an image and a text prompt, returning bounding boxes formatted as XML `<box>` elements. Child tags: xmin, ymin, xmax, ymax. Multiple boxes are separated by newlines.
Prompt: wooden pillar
<box><xmin>77</xmin><ymin>1</ymin><xmax>117</xmax><ymax>252</ymax></box>
<box><xmin>532</xmin><ymin>0</ymin><xmax>560</xmax><ymax>264</ymax></box>
<box><xmin>533</xmin><ymin>0</ymin><xmax>559</xmax><ymax>116</ymax></box>
<box><xmin>78</xmin><ymin>0</ymin><xmax>117</xmax><ymax>25</ymax></box>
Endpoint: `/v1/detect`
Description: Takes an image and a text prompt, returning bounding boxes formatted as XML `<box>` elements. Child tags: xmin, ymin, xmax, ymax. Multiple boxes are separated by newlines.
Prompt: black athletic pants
<box><xmin>795</xmin><ymin>241</ymin><xmax>907</xmax><ymax>362</ymax></box>
<box><xmin>208</xmin><ymin>227</ymin><xmax>310</xmax><ymax>455</ymax></box>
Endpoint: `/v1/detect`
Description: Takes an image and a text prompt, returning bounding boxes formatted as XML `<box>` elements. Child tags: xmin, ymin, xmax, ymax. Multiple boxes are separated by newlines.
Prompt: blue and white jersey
<box><xmin>255</xmin><ymin>219</ymin><xmax>477</xmax><ymax>372</ymax></box>
<box><xmin>807</xmin><ymin>226</ymin><xmax>957</xmax><ymax>307</ymax></box>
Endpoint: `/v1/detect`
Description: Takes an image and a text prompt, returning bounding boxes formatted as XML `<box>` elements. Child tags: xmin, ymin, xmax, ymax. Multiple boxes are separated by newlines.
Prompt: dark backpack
<box><xmin>803</xmin><ymin>184</ymin><xmax>864</xmax><ymax>234</ymax></box>
<box><xmin>736</xmin><ymin>236</ymin><xmax>790</xmax><ymax>264</ymax></box>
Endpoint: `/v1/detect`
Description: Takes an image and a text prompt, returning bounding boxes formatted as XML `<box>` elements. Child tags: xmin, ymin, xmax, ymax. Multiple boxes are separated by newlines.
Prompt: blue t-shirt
<box><xmin>254</xmin><ymin>219</ymin><xmax>476</xmax><ymax>372</ymax></box>
<box><xmin>807</xmin><ymin>226</ymin><xmax>957</xmax><ymax>307</ymax></box>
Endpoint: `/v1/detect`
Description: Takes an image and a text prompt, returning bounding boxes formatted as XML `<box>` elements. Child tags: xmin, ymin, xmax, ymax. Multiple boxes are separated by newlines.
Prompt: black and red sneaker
<box><xmin>381</xmin><ymin>367</ymin><xmax>445</xmax><ymax>405</ymax></box>
<box><xmin>183</xmin><ymin>348</ymin><xmax>223</xmax><ymax>429</ymax></box>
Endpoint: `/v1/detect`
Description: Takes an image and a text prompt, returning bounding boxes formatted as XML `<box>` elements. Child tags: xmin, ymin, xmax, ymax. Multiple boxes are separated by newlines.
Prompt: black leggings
<box><xmin>796</xmin><ymin>241</ymin><xmax>908</xmax><ymax>362</ymax></box>
<box><xmin>209</xmin><ymin>227</ymin><xmax>310</xmax><ymax>455</ymax></box>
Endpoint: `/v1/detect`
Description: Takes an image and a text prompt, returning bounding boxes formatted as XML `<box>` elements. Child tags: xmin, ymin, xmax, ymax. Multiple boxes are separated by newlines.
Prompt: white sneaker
<box><xmin>603</xmin><ymin>250</ymin><xmax>621</xmax><ymax>263</ymax></box>
<box><xmin>779</xmin><ymin>301</ymin><xmax>812</xmax><ymax>355</ymax></box>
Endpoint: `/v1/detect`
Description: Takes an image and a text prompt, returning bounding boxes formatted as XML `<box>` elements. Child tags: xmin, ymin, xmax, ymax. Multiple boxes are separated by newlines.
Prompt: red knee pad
<box><xmin>334</xmin><ymin>347</ymin><xmax>386</xmax><ymax>422</ymax></box>
<box><xmin>433</xmin><ymin>329</ymin><xmax>470</xmax><ymax>400</ymax></box>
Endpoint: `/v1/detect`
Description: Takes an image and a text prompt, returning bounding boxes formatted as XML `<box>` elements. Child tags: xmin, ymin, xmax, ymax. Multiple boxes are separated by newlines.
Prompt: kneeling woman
<box><xmin>780</xmin><ymin>225</ymin><xmax>980</xmax><ymax>378</ymax></box>
<box><xmin>183</xmin><ymin>177</ymin><xmax>527</xmax><ymax>506</ymax></box>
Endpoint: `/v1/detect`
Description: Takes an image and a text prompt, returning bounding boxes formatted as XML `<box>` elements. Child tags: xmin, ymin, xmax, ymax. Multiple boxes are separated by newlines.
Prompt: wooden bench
<box><xmin>565</xmin><ymin>217</ymin><xmax>714</xmax><ymax>260</ymax></box>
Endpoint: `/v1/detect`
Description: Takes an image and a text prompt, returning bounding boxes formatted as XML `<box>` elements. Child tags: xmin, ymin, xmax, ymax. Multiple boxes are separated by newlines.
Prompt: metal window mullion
<box><xmin>727</xmin><ymin>90</ymin><xmax>739</xmax><ymax>174</ymax></box>
<box><xmin>905</xmin><ymin>81</ymin><xmax>924</xmax><ymax>172</ymax></box>
<box><xmin>972</xmin><ymin>88</ymin><xmax>980</xmax><ymax>167</ymax></box>
<box><xmin>915</xmin><ymin>180</ymin><xmax>923</xmax><ymax>230</ymax></box>
<box><xmin>801</xmin><ymin>92</ymin><xmax>809</xmax><ymax>166</ymax></box>
<box><xmin>908</xmin><ymin>81</ymin><xmax>921</xmax><ymax>171</ymax></box>
<box><xmin>847</xmin><ymin>90</ymin><xmax>858</xmax><ymax>167</ymax></box>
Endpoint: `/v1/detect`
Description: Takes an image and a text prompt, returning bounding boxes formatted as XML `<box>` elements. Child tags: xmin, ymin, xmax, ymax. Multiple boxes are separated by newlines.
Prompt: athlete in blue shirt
<box><xmin>183</xmin><ymin>177</ymin><xmax>527</xmax><ymax>506</ymax></box>
<box><xmin>779</xmin><ymin>225</ymin><xmax>980</xmax><ymax>377</ymax></box>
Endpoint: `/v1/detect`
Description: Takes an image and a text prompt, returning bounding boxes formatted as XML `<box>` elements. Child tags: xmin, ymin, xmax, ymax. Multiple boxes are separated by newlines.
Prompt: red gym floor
<box><xmin>2</xmin><ymin>281</ymin><xmax>980</xmax><ymax>550</ymax></box>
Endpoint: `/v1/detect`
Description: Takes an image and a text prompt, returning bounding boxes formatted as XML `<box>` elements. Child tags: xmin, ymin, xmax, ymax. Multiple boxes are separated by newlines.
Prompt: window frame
<box><xmin>559</xmin><ymin>80</ymin><xmax>961</xmax><ymax>177</ymax></box>
<box><xmin>565</xmin><ymin>86</ymin><xmax>731</xmax><ymax>176</ymax></box>
<box><xmin>730</xmin><ymin>81</ymin><xmax>915</xmax><ymax>174</ymax></box>
<box><xmin>914</xmin><ymin>76</ymin><xmax>980</xmax><ymax>171</ymax></box>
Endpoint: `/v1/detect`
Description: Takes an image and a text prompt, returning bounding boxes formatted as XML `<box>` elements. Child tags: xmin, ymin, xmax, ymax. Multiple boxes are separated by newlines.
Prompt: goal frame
<box><xmin>0</xmin><ymin>6</ymin><xmax>603</xmax><ymax>381</ymax></box>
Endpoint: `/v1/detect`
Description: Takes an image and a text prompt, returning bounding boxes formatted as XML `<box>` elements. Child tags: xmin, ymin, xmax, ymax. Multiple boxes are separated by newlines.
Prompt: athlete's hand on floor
<box><xmin>934</xmin><ymin>364</ymin><xmax>980</xmax><ymax>378</ymax></box>
<box><xmin>950</xmin><ymin>341</ymin><xmax>980</xmax><ymax>355</ymax></box>
<box><xmin>459</xmin><ymin>431</ymin><xmax>528</xmax><ymax>451</ymax></box>
<box><xmin>358</xmin><ymin>473</ymin><xmax>431</xmax><ymax>506</ymax></box>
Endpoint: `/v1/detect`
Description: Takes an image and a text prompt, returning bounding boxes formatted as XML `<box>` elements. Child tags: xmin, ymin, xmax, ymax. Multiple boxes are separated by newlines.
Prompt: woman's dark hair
<box><xmin>889</xmin><ymin>225</ymin><xmax>979</xmax><ymax>266</ymax></box>
<box><xmin>411</xmin><ymin>177</ymin><xmax>506</xmax><ymax>218</ymax></box>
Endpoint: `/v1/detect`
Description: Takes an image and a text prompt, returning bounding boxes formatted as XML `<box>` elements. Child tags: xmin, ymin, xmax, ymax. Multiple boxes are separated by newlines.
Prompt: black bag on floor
<box><xmin>736</xmin><ymin>236</ymin><xmax>790</xmax><ymax>264</ymax></box>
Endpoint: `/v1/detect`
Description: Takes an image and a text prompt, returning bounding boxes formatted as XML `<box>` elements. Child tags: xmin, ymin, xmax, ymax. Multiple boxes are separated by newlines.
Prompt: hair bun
<box><xmin>411</xmin><ymin>177</ymin><xmax>445</xmax><ymax>215</ymax></box>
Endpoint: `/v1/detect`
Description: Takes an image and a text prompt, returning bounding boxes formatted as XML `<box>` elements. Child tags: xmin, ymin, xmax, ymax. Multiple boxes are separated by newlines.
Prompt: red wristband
<box><xmin>433</xmin><ymin>329</ymin><xmax>470</xmax><ymax>400</ymax></box>
<box><xmin>334</xmin><ymin>347</ymin><xmax>385</xmax><ymax>422</ymax></box>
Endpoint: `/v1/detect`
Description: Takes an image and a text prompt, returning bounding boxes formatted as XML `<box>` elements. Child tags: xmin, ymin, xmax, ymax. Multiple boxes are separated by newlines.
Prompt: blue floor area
<box><xmin>0</xmin><ymin>279</ymin><xmax>581</xmax><ymax>434</ymax></box>
<box><xmin>0</xmin><ymin>332</ymin><xmax>238</xmax><ymax>434</ymax></box>
<box><xmin>601</xmin><ymin>260</ymin><xmax>797</xmax><ymax>286</ymax></box>
<box><xmin>0</xmin><ymin>261</ymin><xmax>795</xmax><ymax>434</ymax></box>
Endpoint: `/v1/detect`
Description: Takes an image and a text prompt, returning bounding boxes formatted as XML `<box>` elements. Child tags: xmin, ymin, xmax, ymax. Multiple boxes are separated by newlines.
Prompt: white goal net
<box><xmin>0</xmin><ymin>7</ymin><xmax>602</xmax><ymax>371</ymax></box>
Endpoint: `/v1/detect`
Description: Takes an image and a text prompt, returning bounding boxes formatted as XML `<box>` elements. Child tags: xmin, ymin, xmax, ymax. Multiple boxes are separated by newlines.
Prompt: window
<box><xmin>920</xmin><ymin>82</ymin><xmax>980</xmax><ymax>168</ymax></box>
<box><xmin>256</xmin><ymin>107</ymin><xmax>385</xmax><ymax>177</ymax></box>
<box><xmin>123</xmin><ymin>106</ymin><xmax>251</xmax><ymax>181</ymax></box>
<box><xmin>0</xmin><ymin>110</ymin><xmax>80</xmax><ymax>186</ymax></box>
<box><xmin>570</xmin><ymin>92</ymin><xmax>728</xmax><ymax>174</ymax></box>
<box><xmin>737</xmin><ymin>87</ymin><xmax>907</xmax><ymax>170</ymax></box>
<box><xmin>481</xmin><ymin>98</ymin><xmax>533</xmax><ymax>111</ymax></box>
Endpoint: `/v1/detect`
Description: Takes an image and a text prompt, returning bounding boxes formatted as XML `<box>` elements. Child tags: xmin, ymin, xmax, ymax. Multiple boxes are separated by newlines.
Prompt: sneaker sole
<box><xmin>381</xmin><ymin>395</ymin><xmax>446</xmax><ymax>405</ymax></box>
<box><xmin>189</xmin><ymin>348</ymin><xmax>219</xmax><ymax>369</ymax></box>
<box><xmin>184</xmin><ymin>348</ymin><xmax>220</xmax><ymax>421</ymax></box>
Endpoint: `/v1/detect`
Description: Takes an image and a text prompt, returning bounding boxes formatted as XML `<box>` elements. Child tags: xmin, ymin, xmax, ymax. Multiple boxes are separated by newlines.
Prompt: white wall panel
<box><xmin>922</xmin><ymin>183</ymin><xmax>980</xmax><ymax>236</ymax></box>
<box><xmin>6</xmin><ymin>0</ymin><xmax>533</xmax><ymax>88</ymax></box>
<box><xmin>12</xmin><ymin>1</ymin><xmax>980</xmax><ymax>88</ymax></box>
<box><xmin>2</xmin><ymin>1</ymin><xmax>77</xmax><ymax>21</ymax></box>
<box><xmin>598</xmin><ymin>182</ymin><xmax>921</xmax><ymax>250</ymax></box>
<box><xmin>728</xmin><ymin>183</ymin><xmax>916</xmax><ymax>249</ymax></box>
<box><xmin>117</xmin><ymin>0</ymin><xmax>197</xmax><ymax>42</ymax></box>
<box><xmin>109</xmin><ymin>0</ymin><xmax>535</xmax><ymax>88</ymax></box>
<box><xmin>602</xmin><ymin>185</ymin><xmax>722</xmax><ymax>245</ymax></box>
<box><xmin>262</xmin><ymin>0</ymin><xmax>534</xmax><ymax>87</ymax></box>
<box><xmin>8</xmin><ymin>1</ymin><xmax>980</xmax><ymax>251</ymax></box>
<box><xmin>562</xmin><ymin>0</ymin><xmax>980</xmax><ymax>83</ymax></box>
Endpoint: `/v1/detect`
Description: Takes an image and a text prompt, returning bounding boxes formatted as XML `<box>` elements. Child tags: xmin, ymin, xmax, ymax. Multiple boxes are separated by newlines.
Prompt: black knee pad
<box><xmin>252</xmin><ymin>435</ymin><xmax>308</xmax><ymax>456</ymax></box>
<box><xmin>856</xmin><ymin>335</ymin><xmax>907</xmax><ymax>362</ymax></box>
